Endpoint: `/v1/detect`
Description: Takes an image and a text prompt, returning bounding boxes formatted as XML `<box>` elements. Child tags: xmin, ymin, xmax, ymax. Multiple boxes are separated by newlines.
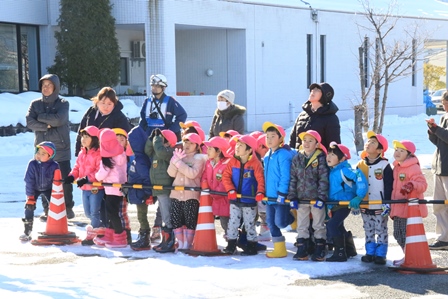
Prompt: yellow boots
<box><xmin>266</xmin><ymin>236</ymin><xmax>287</xmax><ymax>258</ymax></box>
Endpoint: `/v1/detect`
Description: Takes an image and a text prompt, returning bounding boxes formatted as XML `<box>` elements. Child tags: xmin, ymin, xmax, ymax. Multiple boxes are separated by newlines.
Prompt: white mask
<box><xmin>217</xmin><ymin>101</ymin><xmax>229</xmax><ymax>111</ymax></box>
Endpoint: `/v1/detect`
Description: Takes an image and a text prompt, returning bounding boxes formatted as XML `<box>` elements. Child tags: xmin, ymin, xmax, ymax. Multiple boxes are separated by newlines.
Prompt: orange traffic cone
<box><xmin>390</xmin><ymin>199</ymin><xmax>447</xmax><ymax>274</ymax></box>
<box><xmin>32</xmin><ymin>169</ymin><xmax>80</xmax><ymax>245</ymax></box>
<box><xmin>188</xmin><ymin>182</ymin><xmax>225</xmax><ymax>256</ymax></box>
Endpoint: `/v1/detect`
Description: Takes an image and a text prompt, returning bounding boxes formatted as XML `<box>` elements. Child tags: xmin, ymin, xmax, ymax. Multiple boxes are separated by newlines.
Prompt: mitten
<box><xmin>64</xmin><ymin>175</ymin><xmax>75</xmax><ymax>184</ymax></box>
<box><xmin>276</xmin><ymin>194</ymin><xmax>286</xmax><ymax>204</ymax></box>
<box><xmin>400</xmin><ymin>182</ymin><xmax>414</xmax><ymax>195</ymax></box>
<box><xmin>313</xmin><ymin>199</ymin><xmax>324</xmax><ymax>209</ymax></box>
<box><xmin>351</xmin><ymin>208</ymin><xmax>361</xmax><ymax>216</ymax></box>
<box><xmin>24</xmin><ymin>196</ymin><xmax>36</xmax><ymax>211</ymax></box>
<box><xmin>348</xmin><ymin>196</ymin><xmax>363</xmax><ymax>209</ymax></box>
<box><xmin>145</xmin><ymin>195</ymin><xmax>154</xmax><ymax>205</ymax></box>
<box><xmin>289</xmin><ymin>199</ymin><xmax>299</xmax><ymax>210</ymax></box>
<box><xmin>381</xmin><ymin>204</ymin><xmax>391</xmax><ymax>217</ymax></box>
<box><xmin>228</xmin><ymin>190</ymin><xmax>237</xmax><ymax>200</ymax></box>
<box><xmin>77</xmin><ymin>177</ymin><xmax>88</xmax><ymax>188</ymax></box>
<box><xmin>255</xmin><ymin>193</ymin><xmax>264</xmax><ymax>202</ymax></box>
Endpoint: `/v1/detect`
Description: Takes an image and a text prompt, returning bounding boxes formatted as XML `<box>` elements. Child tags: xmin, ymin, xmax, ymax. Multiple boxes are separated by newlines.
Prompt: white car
<box><xmin>431</xmin><ymin>89</ymin><xmax>446</xmax><ymax>110</ymax></box>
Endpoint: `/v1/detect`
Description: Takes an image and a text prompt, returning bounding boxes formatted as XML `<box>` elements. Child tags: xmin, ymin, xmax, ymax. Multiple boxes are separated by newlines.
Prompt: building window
<box><xmin>307</xmin><ymin>34</ymin><xmax>312</xmax><ymax>87</ymax></box>
<box><xmin>320</xmin><ymin>35</ymin><xmax>326</xmax><ymax>82</ymax></box>
<box><xmin>120</xmin><ymin>57</ymin><xmax>129</xmax><ymax>85</ymax></box>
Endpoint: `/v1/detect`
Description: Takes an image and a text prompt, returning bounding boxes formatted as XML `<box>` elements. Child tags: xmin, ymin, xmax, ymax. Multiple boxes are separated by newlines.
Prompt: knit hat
<box><xmin>393</xmin><ymin>140</ymin><xmax>416</xmax><ymax>155</ymax></box>
<box><xmin>81</xmin><ymin>126</ymin><xmax>99</xmax><ymax>137</ymax></box>
<box><xmin>329</xmin><ymin>141</ymin><xmax>351</xmax><ymax>159</ymax></box>
<box><xmin>182</xmin><ymin>133</ymin><xmax>202</xmax><ymax>147</ymax></box>
<box><xmin>99</xmin><ymin>128</ymin><xmax>124</xmax><ymax>158</ymax></box>
<box><xmin>299</xmin><ymin>130</ymin><xmax>327</xmax><ymax>154</ymax></box>
<box><xmin>233</xmin><ymin>134</ymin><xmax>258</xmax><ymax>152</ymax></box>
<box><xmin>112</xmin><ymin>128</ymin><xmax>128</xmax><ymax>138</ymax></box>
<box><xmin>217</xmin><ymin>89</ymin><xmax>235</xmax><ymax>104</ymax></box>
<box><xmin>204</xmin><ymin>137</ymin><xmax>231</xmax><ymax>158</ymax></box>
<box><xmin>161</xmin><ymin>129</ymin><xmax>177</xmax><ymax>147</ymax></box>
<box><xmin>262</xmin><ymin>122</ymin><xmax>286</xmax><ymax>138</ymax></box>
<box><xmin>309</xmin><ymin>82</ymin><xmax>334</xmax><ymax>105</ymax></box>
<box><xmin>36</xmin><ymin>141</ymin><xmax>56</xmax><ymax>159</ymax></box>
<box><xmin>219</xmin><ymin>130</ymin><xmax>239</xmax><ymax>138</ymax></box>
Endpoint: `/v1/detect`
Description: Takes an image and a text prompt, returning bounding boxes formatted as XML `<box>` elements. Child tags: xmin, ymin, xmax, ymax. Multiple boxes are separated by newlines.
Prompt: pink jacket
<box><xmin>168</xmin><ymin>152</ymin><xmax>206</xmax><ymax>201</ymax></box>
<box><xmin>69</xmin><ymin>147</ymin><xmax>104</xmax><ymax>191</ymax></box>
<box><xmin>95</xmin><ymin>152</ymin><xmax>127</xmax><ymax>196</ymax></box>
<box><xmin>201</xmin><ymin>157</ymin><xmax>231</xmax><ymax>217</ymax></box>
<box><xmin>390</xmin><ymin>156</ymin><xmax>428</xmax><ymax>219</ymax></box>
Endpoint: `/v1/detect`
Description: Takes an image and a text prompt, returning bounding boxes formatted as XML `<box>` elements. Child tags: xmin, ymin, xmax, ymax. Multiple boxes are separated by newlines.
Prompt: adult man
<box><xmin>26</xmin><ymin>74</ymin><xmax>74</xmax><ymax>219</ymax></box>
<box><xmin>138</xmin><ymin>74</ymin><xmax>187</xmax><ymax>140</ymax></box>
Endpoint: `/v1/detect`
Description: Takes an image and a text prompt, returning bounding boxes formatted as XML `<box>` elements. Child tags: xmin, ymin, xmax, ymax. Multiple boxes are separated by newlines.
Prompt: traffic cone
<box><xmin>187</xmin><ymin>182</ymin><xmax>225</xmax><ymax>256</ymax></box>
<box><xmin>390</xmin><ymin>199</ymin><xmax>447</xmax><ymax>274</ymax></box>
<box><xmin>32</xmin><ymin>169</ymin><xmax>80</xmax><ymax>246</ymax></box>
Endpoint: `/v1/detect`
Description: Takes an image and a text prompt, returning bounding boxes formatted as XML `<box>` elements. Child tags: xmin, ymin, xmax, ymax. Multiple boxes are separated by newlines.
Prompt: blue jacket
<box><xmin>127</xmin><ymin>126</ymin><xmax>152</xmax><ymax>204</ymax></box>
<box><xmin>263</xmin><ymin>146</ymin><xmax>296</xmax><ymax>204</ymax></box>
<box><xmin>24</xmin><ymin>159</ymin><xmax>59</xmax><ymax>196</ymax></box>
<box><xmin>328</xmin><ymin>160</ymin><xmax>368</xmax><ymax>202</ymax></box>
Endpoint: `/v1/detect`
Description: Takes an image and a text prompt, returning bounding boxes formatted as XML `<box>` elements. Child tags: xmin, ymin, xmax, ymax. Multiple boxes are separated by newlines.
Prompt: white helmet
<box><xmin>150</xmin><ymin>74</ymin><xmax>168</xmax><ymax>87</ymax></box>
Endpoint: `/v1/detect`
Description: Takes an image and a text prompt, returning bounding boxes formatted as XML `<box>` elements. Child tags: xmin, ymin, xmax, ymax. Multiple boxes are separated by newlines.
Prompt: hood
<box><xmin>39</xmin><ymin>74</ymin><xmax>60</xmax><ymax>103</ymax></box>
<box><xmin>214</xmin><ymin>104</ymin><xmax>246</xmax><ymax>119</ymax></box>
<box><xmin>302</xmin><ymin>100</ymin><xmax>339</xmax><ymax>115</ymax></box>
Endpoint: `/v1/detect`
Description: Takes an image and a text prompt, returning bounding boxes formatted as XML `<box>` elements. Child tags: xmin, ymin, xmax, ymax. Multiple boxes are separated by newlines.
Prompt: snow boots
<box><xmin>266</xmin><ymin>236</ymin><xmax>287</xmax><ymax>258</ymax></box>
<box><xmin>131</xmin><ymin>229</ymin><xmax>151</xmax><ymax>251</ymax></box>
<box><xmin>19</xmin><ymin>218</ymin><xmax>33</xmax><ymax>241</ymax></box>
<box><xmin>241</xmin><ymin>241</ymin><xmax>258</xmax><ymax>256</ymax></box>
<box><xmin>94</xmin><ymin>228</ymin><xmax>114</xmax><ymax>246</ymax></box>
<box><xmin>153</xmin><ymin>227</ymin><xmax>175</xmax><ymax>253</ymax></box>
<box><xmin>326</xmin><ymin>236</ymin><xmax>347</xmax><ymax>262</ymax></box>
<box><xmin>223</xmin><ymin>239</ymin><xmax>238</xmax><ymax>254</ymax></box>
<box><xmin>311</xmin><ymin>238</ymin><xmax>326</xmax><ymax>261</ymax></box>
<box><xmin>293</xmin><ymin>238</ymin><xmax>309</xmax><ymax>260</ymax></box>
<box><xmin>345</xmin><ymin>231</ymin><xmax>357</xmax><ymax>257</ymax></box>
<box><xmin>258</xmin><ymin>224</ymin><xmax>271</xmax><ymax>242</ymax></box>
<box><xmin>237</xmin><ymin>229</ymin><xmax>266</xmax><ymax>251</ymax></box>
<box><xmin>173</xmin><ymin>227</ymin><xmax>185</xmax><ymax>251</ymax></box>
<box><xmin>105</xmin><ymin>231</ymin><xmax>128</xmax><ymax>248</ymax></box>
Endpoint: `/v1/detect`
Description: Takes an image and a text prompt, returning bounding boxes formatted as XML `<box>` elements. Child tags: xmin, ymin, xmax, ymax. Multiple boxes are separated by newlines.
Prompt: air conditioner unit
<box><xmin>132</xmin><ymin>41</ymin><xmax>146</xmax><ymax>59</ymax></box>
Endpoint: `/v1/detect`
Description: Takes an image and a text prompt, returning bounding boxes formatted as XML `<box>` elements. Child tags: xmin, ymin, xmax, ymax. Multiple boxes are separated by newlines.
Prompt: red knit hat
<box><xmin>99</xmin><ymin>128</ymin><xmax>124</xmax><ymax>158</ymax></box>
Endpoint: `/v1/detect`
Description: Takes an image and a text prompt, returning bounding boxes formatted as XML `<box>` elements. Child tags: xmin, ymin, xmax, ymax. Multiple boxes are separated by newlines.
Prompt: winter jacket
<box><xmin>289</xmin><ymin>101</ymin><xmax>341</xmax><ymax>150</ymax></box>
<box><xmin>167</xmin><ymin>152</ymin><xmax>207</xmax><ymax>201</ymax></box>
<box><xmin>328</xmin><ymin>160</ymin><xmax>368</xmax><ymax>207</ymax></box>
<box><xmin>145</xmin><ymin>134</ymin><xmax>174</xmax><ymax>196</ymax></box>
<box><xmin>69</xmin><ymin>147</ymin><xmax>103</xmax><ymax>191</ymax></box>
<box><xmin>390</xmin><ymin>156</ymin><xmax>428</xmax><ymax>219</ymax></box>
<box><xmin>138</xmin><ymin>93</ymin><xmax>187</xmax><ymax>137</ymax></box>
<box><xmin>222</xmin><ymin>154</ymin><xmax>265</xmax><ymax>207</ymax></box>
<box><xmin>95</xmin><ymin>152</ymin><xmax>127</xmax><ymax>196</ymax></box>
<box><xmin>26</xmin><ymin>74</ymin><xmax>71</xmax><ymax>162</ymax></box>
<box><xmin>209</xmin><ymin>104</ymin><xmax>246</xmax><ymax>138</ymax></box>
<box><xmin>357</xmin><ymin>157</ymin><xmax>393</xmax><ymax>210</ymax></box>
<box><xmin>201</xmin><ymin>157</ymin><xmax>231</xmax><ymax>217</ymax></box>
<box><xmin>75</xmin><ymin>101</ymin><xmax>132</xmax><ymax>156</ymax></box>
<box><xmin>428</xmin><ymin>113</ymin><xmax>448</xmax><ymax>176</ymax></box>
<box><xmin>127</xmin><ymin>126</ymin><xmax>152</xmax><ymax>204</ymax></box>
<box><xmin>24</xmin><ymin>159</ymin><xmax>60</xmax><ymax>196</ymax></box>
<box><xmin>288</xmin><ymin>149</ymin><xmax>329</xmax><ymax>203</ymax></box>
<box><xmin>263</xmin><ymin>146</ymin><xmax>296</xmax><ymax>205</ymax></box>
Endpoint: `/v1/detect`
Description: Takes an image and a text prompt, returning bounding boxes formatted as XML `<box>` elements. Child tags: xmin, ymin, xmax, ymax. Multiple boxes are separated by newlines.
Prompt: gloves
<box><xmin>25</xmin><ymin>196</ymin><xmax>36</xmax><ymax>211</ymax></box>
<box><xmin>276</xmin><ymin>194</ymin><xmax>286</xmax><ymax>204</ymax></box>
<box><xmin>64</xmin><ymin>175</ymin><xmax>75</xmax><ymax>184</ymax></box>
<box><xmin>228</xmin><ymin>190</ymin><xmax>237</xmax><ymax>200</ymax></box>
<box><xmin>290</xmin><ymin>199</ymin><xmax>299</xmax><ymax>210</ymax></box>
<box><xmin>172</xmin><ymin>148</ymin><xmax>187</xmax><ymax>166</ymax></box>
<box><xmin>145</xmin><ymin>195</ymin><xmax>154</xmax><ymax>205</ymax></box>
<box><xmin>400</xmin><ymin>182</ymin><xmax>414</xmax><ymax>195</ymax></box>
<box><xmin>351</xmin><ymin>208</ymin><xmax>361</xmax><ymax>216</ymax></box>
<box><xmin>77</xmin><ymin>177</ymin><xmax>88</xmax><ymax>188</ymax></box>
<box><xmin>313</xmin><ymin>199</ymin><xmax>324</xmax><ymax>209</ymax></box>
<box><xmin>255</xmin><ymin>193</ymin><xmax>264</xmax><ymax>202</ymax></box>
<box><xmin>381</xmin><ymin>204</ymin><xmax>391</xmax><ymax>217</ymax></box>
<box><xmin>348</xmin><ymin>196</ymin><xmax>363</xmax><ymax>209</ymax></box>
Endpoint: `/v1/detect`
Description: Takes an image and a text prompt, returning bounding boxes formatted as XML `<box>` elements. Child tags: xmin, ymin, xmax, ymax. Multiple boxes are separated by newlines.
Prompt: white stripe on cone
<box><xmin>196</xmin><ymin>223</ymin><xmax>215</xmax><ymax>231</ymax></box>
<box><xmin>48</xmin><ymin>209</ymin><xmax>67</xmax><ymax>221</ymax></box>
<box><xmin>198</xmin><ymin>206</ymin><xmax>213</xmax><ymax>213</ymax></box>
<box><xmin>407</xmin><ymin>217</ymin><xmax>423</xmax><ymax>225</ymax></box>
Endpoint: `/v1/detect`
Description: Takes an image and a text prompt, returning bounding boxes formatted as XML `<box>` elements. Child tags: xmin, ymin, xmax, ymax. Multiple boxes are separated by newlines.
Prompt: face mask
<box><xmin>217</xmin><ymin>101</ymin><xmax>228</xmax><ymax>111</ymax></box>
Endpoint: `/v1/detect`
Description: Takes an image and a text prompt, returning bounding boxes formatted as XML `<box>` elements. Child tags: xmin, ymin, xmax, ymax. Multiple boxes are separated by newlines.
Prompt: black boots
<box><xmin>345</xmin><ymin>231</ymin><xmax>357</xmax><ymax>257</ymax></box>
<box><xmin>223</xmin><ymin>239</ymin><xmax>237</xmax><ymax>254</ymax></box>
<box><xmin>240</xmin><ymin>241</ymin><xmax>257</xmax><ymax>256</ymax></box>
<box><xmin>19</xmin><ymin>218</ymin><xmax>33</xmax><ymax>241</ymax></box>
<box><xmin>311</xmin><ymin>239</ymin><xmax>326</xmax><ymax>261</ymax></box>
<box><xmin>293</xmin><ymin>238</ymin><xmax>309</xmax><ymax>260</ymax></box>
<box><xmin>131</xmin><ymin>229</ymin><xmax>151</xmax><ymax>251</ymax></box>
<box><xmin>326</xmin><ymin>236</ymin><xmax>347</xmax><ymax>262</ymax></box>
<box><xmin>153</xmin><ymin>227</ymin><xmax>175</xmax><ymax>253</ymax></box>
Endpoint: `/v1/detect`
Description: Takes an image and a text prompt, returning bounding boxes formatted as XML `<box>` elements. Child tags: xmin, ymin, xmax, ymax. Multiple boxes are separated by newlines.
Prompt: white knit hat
<box><xmin>217</xmin><ymin>89</ymin><xmax>235</xmax><ymax>104</ymax></box>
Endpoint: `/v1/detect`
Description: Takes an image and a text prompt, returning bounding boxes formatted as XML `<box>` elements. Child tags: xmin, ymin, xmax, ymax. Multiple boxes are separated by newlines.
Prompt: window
<box><xmin>306</xmin><ymin>34</ymin><xmax>312</xmax><ymax>87</ymax></box>
<box><xmin>120</xmin><ymin>57</ymin><xmax>129</xmax><ymax>85</ymax></box>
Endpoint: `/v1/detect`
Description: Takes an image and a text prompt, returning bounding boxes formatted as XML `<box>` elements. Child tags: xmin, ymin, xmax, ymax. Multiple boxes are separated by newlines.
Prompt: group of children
<box><xmin>20</xmin><ymin>120</ymin><xmax>428</xmax><ymax>265</ymax></box>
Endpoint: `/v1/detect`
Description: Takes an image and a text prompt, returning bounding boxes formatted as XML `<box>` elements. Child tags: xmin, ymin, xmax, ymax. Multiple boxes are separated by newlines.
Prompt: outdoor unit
<box><xmin>132</xmin><ymin>41</ymin><xmax>146</xmax><ymax>59</ymax></box>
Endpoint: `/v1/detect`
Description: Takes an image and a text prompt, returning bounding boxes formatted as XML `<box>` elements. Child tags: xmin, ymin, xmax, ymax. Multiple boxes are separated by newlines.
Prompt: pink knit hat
<box><xmin>99</xmin><ymin>128</ymin><xmax>124</xmax><ymax>158</ymax></box>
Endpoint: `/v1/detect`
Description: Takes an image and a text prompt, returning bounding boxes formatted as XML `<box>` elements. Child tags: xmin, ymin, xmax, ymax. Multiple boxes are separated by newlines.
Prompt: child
<box><xmin>65</xmin><ymin>126</ymin><xmax>105</xmax><ymax>245</ymax></box>
<box><xmin>356</xmin><ymin>131</ymin><xmax>393</xmax><ymax>265</ymax></box>
<box><xmin>390</xmin><ymin>140</ymin><xmax>428</xmax><ymax>266</ymax></box>
<box><xmin>222</xmin><ymin>135</ymin><xmax>265</xmax><ymax>255</ymax></box>
<box><xmin>20</xmin><ymin>142</ymin><xmax>59</xmax><ymax>241</ymax></box>
<box><xmin>262</xmin><ymin>122</ymin><xmax>296</xmax><ymax>258</ymax></box>
<box><xmin>288</xmin><ymin>130</ymin><xmax>329</xmax><ymax>261</ymax></box>
<box><xmin>112</xmin><ymin>128</ymin><xmax>133</xmax><ymax>244</ymax></box>
<box><xmin>326</xmin><ymin>142</ymin><xmax>368</xmax><ymax>262</ymax></box>
<box><xmin>157</xmin><ymin>133</ymin><xmax>206</xmax><ymax>253</ymax></box>
<box><xmin>202</xmin><ymin>136</ymin><xmax>231</xmax><ymax>238</ymax></box>
<box><xmin>132</xmin><ymin>128</ymin><xmax>176</xmax><ymax>251</ymax></box>
<box><xmin>93</xmin><ymin>129</ymin><xmax>128</xmax><ymax>248</ymax></box>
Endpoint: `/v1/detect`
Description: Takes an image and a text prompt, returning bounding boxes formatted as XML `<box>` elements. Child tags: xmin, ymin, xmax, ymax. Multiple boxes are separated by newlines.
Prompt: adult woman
<box><xmin>209</xmin><ymin>89</ymin><xmax>246</xmax><ymax>138</ymax></box>
<box><xmin>289</xmin><ymin>82</ymin><xmax>341</xmax><ymax>151</ymax></box>
<box><xmin>76</xmin><ymin>87</ymin><xmax>132</xmax><ymax>155</ymax></box>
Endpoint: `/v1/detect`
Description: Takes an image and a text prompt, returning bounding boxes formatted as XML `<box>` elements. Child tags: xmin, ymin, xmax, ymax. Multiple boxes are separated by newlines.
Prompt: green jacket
<box><xmin>144</xmin><ymin>135</ymin><xmax>174</xmax><ymax>196</ymax></box>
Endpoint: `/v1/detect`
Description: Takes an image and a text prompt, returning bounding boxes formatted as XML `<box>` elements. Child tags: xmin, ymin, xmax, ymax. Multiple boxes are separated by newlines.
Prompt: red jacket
<box><xmin>201</xmin><ymin>157</ymin><xmax>231</xmax><ymax>217</ymax></box>
<box><xmin>69</xmin><ymin>147</ymin><xmax>104</xmax><ymax>191</ymax></box>
<box><xmin>390</xmin><ymin>156</ymin><xmax>428</xmax><ymax>218</ymax></box>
